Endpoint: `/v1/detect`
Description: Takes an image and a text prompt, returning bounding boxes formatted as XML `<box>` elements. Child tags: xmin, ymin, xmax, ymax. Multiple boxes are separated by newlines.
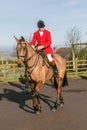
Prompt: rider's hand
<box><xmin>36</xmin><ymin>45</ymin><xmax>44</xmax><ymax>51</ymax></box>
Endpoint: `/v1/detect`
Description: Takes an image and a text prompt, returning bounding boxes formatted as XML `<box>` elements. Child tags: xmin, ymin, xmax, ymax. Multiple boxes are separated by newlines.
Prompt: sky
<box><xmin>0</xmin><ymin>0</ymin><xmax>87</xmax><ymax>51</ymax></box>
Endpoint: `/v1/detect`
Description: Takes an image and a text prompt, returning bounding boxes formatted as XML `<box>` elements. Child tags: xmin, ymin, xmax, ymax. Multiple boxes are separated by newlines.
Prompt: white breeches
<box><xmin>47</xmin><ymin>54</ymin><xmax>53</xmax><ymax>62</ymax></box>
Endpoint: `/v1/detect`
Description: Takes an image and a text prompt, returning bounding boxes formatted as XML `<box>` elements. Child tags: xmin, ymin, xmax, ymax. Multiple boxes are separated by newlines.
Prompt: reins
<box><xmin>26</xmin><ymin>54</ymin><xmax>39</xmax><ymax>75</ymax></box>
<box><xmin>24</xmin><ymin>44</ymin><xmax>39</xmax><ymax>76</ymax></box>
<box><xmin>25</xmin><ymin>53</ymin><xmax>36</xmax><ymax>62</ymax></box>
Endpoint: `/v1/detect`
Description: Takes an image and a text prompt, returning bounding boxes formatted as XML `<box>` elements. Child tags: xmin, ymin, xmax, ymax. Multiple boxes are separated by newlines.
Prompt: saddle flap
<box><xmin>37</xmin><ymin>51</ymin><xmax>50</xmax><ymax>66</ymax></box>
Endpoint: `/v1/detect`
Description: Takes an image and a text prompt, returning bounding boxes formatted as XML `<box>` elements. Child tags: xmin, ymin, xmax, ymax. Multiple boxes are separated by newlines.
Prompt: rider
<box><xmin>30</xmin><ymin>20</ymin><xmax>58</xmax><ymax>81</ymax></box>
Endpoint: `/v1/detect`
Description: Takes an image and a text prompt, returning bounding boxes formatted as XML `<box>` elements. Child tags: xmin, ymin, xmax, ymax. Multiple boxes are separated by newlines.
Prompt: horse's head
<box><xmin>14</xmin><ymin>36</ymin><xmax>27</xmax><ymax>67</ymax></box>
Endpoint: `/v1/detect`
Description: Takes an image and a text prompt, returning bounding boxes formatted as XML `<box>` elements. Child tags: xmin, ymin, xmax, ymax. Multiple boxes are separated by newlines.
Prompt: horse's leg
<box><xmin>35</xmin><ymin>81</ymin><xmax>43</xmax><ymax>92</ymax></box>
<box><xmin>50</xmin><ymin>77</ymin><xmax>59</xmax><ymax>110</ymax></box>
<box><xmin>35</xmin><ymin>93</ymin><xmax>41</xmax><ymax>114</ymax></box>
<box><xmin>31</xmin><ymin>90</ymin><xmax>38</xmax><ymax>113</ymax></box>
<box><xmin>31</xmin><ymin>81</ymin><xmax>43</xmax><ymax>114</ymax></box>
<box><xmin>34</xmin><ymin>81</ymin><xmax>43</xmax><ymax>114</ymax></box>
<box><xmin>32</xmin><ymin>92</ymin><xmax>41</xmax><ymax>114</ymax></box>
<box><xmin>50</xmin><ymin>77</ymin><xmax>64</xmax><ymax>111</ymax></box>
<box><xmin>56</xmin><ymin>77</ymin><xmax>64</xmax><ymax>107</ymax></box>
<box><xmin>30</xmin><ymin>83</ymin><xmax>38</xmax><ymax>113</ymax></box>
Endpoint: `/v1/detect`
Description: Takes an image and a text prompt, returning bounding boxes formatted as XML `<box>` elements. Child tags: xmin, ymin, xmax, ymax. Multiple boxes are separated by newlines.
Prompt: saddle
<box><xmin>37</xmin><ymin>50</ymin><xmax>50</xmax><ymax>67</ymax></box>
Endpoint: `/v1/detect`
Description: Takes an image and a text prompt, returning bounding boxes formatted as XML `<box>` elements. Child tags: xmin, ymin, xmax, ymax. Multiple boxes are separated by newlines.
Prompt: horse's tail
<box><xmin>62</xmin><ymin>71</ymin><xmax>68</xmax><ymax>87</ymax></box>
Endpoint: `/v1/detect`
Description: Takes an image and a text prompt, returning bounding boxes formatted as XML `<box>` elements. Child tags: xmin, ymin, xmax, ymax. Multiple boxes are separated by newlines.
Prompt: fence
<box><xmin>0</xmin><ymin>58</ymin><xmax>87</xmax><ymax>81</ymax></box>
<box><xmin>66</xmin><ymin>58</ymin><xmax>87</xmax><ymax>76</ymax></box>
<box><xmin>0</xmin><ymin>63</ymin><xmax>25</xmax><ymax>82</ymax></box>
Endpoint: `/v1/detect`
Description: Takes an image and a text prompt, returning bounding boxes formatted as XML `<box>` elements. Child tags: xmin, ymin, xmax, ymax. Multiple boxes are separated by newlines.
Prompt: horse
<box><xmin>14</xmin><ymin>36</ymin><xmax>68</xmax><ymax>114</ymax></box>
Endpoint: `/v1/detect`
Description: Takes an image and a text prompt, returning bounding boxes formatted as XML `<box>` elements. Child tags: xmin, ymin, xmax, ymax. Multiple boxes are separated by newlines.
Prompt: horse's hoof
<box><xmin>35</xmin><ymin>109</ymin><xmax>41</xmax><ymax>114</ymax></box>
<box><xmin>36</xmin><ymin>111</ymin><xmax>41</xmax><ymax>114</ymax></box>
<box><xmin>51</xmin><ymin>106</ymin><xmax>58</xmax><ymax>111</ymax></box>
<box><xmin>60</xmin><ymin>103</ymin><xmax>64</xmax><ymax>107</ymax></box>
<box><xmin>34</xmin><ymin>109</ymin><xmax>41</xmax><ymax>114</ymax></box>
<box><xmin>51</xmin><ymin>107</ymin><xmax>57</xmax><ymax>112</ymax></box>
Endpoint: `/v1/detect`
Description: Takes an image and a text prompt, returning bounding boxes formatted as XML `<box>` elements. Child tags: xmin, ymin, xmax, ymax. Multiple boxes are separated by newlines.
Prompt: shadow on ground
<box><xmin>0</xmin><ymin>82</ymin><xmax>55</xmax><ymax>114</ymax></box>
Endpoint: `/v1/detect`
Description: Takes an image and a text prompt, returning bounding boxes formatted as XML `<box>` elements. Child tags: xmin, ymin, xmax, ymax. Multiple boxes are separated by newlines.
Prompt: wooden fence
<box><xmin>0</xmin><ymin>59</ymin><xmax>87</xmax><ymax>81</ymax></box>
<box><xmin>0</xmin><ymin>63</ymin><xmax>25</xmax><ymax>82</ymax></box>
<box><xmin>66</xmin><ymin>58</ymin><xmax>87</xmax><ymax>75</ymax></box>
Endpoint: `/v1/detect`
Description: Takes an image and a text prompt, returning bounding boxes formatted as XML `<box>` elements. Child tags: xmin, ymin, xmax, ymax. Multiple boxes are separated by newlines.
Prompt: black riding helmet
<box><xmin>37</xmin><ymin>20</ymin><xmax>45</xmax><ymax>28</ymax></box>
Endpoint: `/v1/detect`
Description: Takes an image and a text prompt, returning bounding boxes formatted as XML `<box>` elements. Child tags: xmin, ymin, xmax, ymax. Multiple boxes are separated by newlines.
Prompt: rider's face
<box><xmin>39</xmin><ymin>27</ymin><xmax>44</xmax><ymax>32</ymax></box>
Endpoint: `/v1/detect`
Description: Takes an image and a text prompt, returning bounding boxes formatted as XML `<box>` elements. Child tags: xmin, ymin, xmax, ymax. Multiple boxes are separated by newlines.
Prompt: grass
<box><xmin>67</xmin><ymin>73</ymin><xmax>87</xmax><ymax>79</ymax></box>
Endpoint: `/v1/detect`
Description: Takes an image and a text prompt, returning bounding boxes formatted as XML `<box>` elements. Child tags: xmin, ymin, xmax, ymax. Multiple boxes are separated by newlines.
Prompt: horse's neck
<box><xmin>26</xmin><ymin>44</ymin><xmax>37</xmax><ymax>62</ymax></box>
<box><xmin>29</xmin><ymin>44</ymin><xmax>35</xmax><ymax>53</ymax></box>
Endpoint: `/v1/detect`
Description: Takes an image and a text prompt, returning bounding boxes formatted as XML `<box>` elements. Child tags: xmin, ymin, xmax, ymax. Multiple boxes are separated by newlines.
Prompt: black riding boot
<box><xmin>51</xmin><ymin>64</ymin><xmax>58</xmax><ymax>78</ymax></box>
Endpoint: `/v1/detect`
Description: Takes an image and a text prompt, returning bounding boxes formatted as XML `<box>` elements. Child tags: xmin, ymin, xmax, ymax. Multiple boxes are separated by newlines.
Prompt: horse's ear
<box><xmin>21</xmin><ymin>36</ymin><xmax>25</xmax><ymax>41</ymax></box>
<box><xmin>14</xmin><ymin>36</ymin><xmax>19</xmax><ymax>42</ymax></box>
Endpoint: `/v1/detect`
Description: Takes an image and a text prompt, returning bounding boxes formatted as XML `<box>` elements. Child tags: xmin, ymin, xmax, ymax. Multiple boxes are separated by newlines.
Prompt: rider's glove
<box><xmin>36</xmin><ymin>45</ymin><xmax>44</xmax><ymax>51</ymax></box>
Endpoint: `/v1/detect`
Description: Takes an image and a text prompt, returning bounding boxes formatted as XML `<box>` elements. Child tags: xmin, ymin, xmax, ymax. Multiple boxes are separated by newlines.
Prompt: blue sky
<box><xmin>0</xmin><ymin>0</ymin><xmax>87</xmax><ymax>50</ymax></box>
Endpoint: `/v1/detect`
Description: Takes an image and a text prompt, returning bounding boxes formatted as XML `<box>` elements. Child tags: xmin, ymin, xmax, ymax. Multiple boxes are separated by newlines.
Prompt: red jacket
<box><xmin>30</xmin><ymin>29</ymin><xmax>53</xmax><ymax>54</ymax></box>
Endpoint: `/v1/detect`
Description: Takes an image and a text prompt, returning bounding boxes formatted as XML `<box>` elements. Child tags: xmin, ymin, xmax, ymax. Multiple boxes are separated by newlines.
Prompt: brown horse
<box><xmin>15</xmin><ymin>36</ymin><xmax>68</xmax><ymax>114</ymax></box>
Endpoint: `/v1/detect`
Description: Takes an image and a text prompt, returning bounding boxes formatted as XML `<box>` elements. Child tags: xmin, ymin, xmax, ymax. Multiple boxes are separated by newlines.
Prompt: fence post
<box><xmin>75</xmin><ymin>58</ymin><xmax>78</xmax><ymax>75</ymax></box>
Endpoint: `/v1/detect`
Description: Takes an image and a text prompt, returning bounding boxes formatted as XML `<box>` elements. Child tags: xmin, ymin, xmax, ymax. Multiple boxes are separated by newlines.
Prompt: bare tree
<box><xmin>65</xmin><ymin>26</ymin><xmax>82</xmax><ymax>47</ymax></box>
<box><xmin>65</xmin><ymin>26</ymin><xmax>82</xmax><ymax>69</ymax></box>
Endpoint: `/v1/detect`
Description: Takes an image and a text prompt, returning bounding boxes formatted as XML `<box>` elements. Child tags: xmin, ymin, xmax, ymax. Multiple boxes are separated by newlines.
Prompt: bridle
<box><xmin>17</xmin><ymin>42</ymin><xmax>39</xmax><ymax>74</ymax></box>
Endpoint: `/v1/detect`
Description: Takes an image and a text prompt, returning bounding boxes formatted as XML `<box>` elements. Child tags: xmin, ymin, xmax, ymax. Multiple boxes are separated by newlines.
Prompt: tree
<box><xmin>65</xmin><ymin>26</ymin><xmax>82</xmax><ymax>69</ymax></box>
<box><xmin>65</xmin><ymin>26</ymin><xmax>82</xmax><ymax>47</ymax></box>
<box><xmin>79</xmin><ymin>46</ymin><xmax>87</xmax><ymax>59</ymax></box>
